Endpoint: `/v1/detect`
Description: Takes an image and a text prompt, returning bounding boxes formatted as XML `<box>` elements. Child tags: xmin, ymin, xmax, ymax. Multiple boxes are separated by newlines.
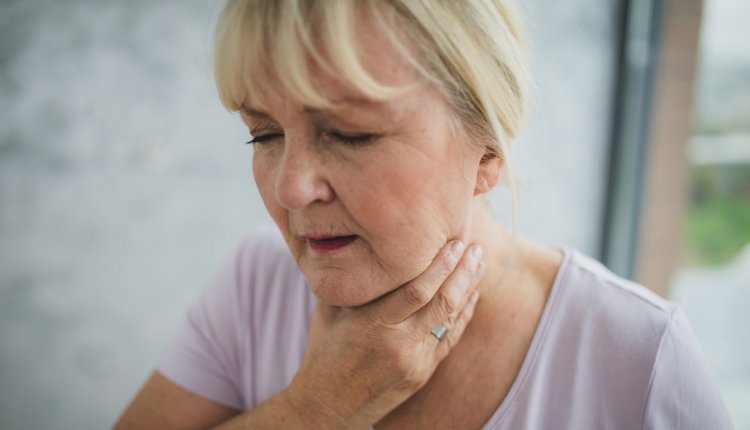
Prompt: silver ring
<box><xmin>430</xmin><ymin>323</ymin><xmax>448</xmax><ymax>341</ymax></box>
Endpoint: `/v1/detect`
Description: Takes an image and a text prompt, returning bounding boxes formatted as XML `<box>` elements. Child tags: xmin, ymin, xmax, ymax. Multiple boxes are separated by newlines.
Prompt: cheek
<box><xmin>253</xmin><ymin>155</ymin><xmax>273</xmax><ymax>209</ymax></box>
<box><xmin>337</xmin><ymin>147</ymin><xmax>475</xmax><ymax>284</ymax></box>
<box><xmin>351</xmin><ymin>141</ymin><xmax>473</xmax><ymax>227</ymax></box>
<box><xmin>253</xmin><ymin>153</ymin><xmax>288</xmax><ymax>231</ymax></box>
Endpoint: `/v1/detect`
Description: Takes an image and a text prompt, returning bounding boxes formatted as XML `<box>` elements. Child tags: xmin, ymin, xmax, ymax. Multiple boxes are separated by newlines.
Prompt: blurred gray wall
<box><xmin>0</xmin><ymin>0</ymin><xmax>620</xmax><ymax>428</ymax></box>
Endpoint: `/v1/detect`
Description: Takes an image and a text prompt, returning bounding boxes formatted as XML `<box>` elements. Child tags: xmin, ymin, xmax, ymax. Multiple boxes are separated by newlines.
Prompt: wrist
<box><xmin>284</xmin><ymin>377</ymin><xmax>370</xmax><ymax>430</ymax></box>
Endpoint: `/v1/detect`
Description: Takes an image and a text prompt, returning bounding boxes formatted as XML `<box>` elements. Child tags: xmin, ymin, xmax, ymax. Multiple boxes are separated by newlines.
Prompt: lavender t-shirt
<box><xmin>157</xmin><ymin>227</ymin><xmax>732</xmax><ymax>429</ymax></box>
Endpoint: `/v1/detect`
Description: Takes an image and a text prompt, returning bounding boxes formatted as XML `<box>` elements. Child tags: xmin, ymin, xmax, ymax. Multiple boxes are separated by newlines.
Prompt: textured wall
<box><xmin>0</xmin><ymin>0</ymin><xmax>620</xmax><ymax>428</ymax></box>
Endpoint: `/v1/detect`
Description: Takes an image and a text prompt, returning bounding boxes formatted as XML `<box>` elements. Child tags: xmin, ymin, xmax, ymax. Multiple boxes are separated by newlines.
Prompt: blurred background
<box><xmin>0</xmin><ymin>0</ymin><xmax>747</xmax><ymax>428</ymax></box>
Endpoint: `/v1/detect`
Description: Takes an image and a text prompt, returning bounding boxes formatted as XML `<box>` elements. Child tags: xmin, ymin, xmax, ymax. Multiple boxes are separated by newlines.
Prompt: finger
<box><xmin>414</xmin><ymin>244</ymin><xmax>484</xmax><ymax>333</ymax></box>
<box><xmin>373</xmin><ymin>240</ymin><xmax>465</xmax><ymax>325</ymax></box>
<box><xmin>432</xmin><ymin>290</ymin><xmax>480</xmax><ymax>359</ymax></box>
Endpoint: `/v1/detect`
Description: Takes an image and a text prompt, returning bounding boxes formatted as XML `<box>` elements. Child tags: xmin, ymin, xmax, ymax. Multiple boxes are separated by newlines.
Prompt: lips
<box><xmin>306</xmin><ymin>235</ymin><xmax>358</xmax><ymax>253</ymax></box>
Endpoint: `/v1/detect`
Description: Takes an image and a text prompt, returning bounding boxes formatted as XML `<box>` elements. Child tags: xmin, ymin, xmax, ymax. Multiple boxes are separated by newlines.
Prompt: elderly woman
<box><xmin>115</xmin><ymin>0</ymin><xmax>731</xmax><ymax>429</ymax></box>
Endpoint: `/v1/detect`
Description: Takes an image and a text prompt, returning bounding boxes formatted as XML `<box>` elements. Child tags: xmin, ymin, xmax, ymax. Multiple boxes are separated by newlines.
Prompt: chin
<box><xmin>306</xmin><ymin>271</ymin><xmax>386</xmax><ymax>307</ymax></box>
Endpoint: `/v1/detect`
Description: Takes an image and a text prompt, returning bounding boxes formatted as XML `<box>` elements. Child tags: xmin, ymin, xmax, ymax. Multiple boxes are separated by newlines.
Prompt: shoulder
<box><xmin>512</xmin><ymin>250</ymin><xmax>671</xmax><ymax>421</ymax></box>
<box><xmin>193</xmin><ymin>226</ymin><xmax>307</xmax><ymax>321</ymax></box>
<box><xmin>550</xmin><ymin>248</ymin><xmax>688</xmax><ymax>373</ymax></box>
<box><xmin>557</xmin><ymin>249</ymin><xmax>677</xmax><ymax>339</ymax></box>
<box><xmin>157</xmin><ymin>226</ymin><xmax>313</xmax><ymax>410</ymax></box>
<box><xmin>234</xmin><ymin>225</ymin><xmax>304</xmax><ymax>285</ymax></box>
<box><xmin>640</xmin><ymin>302</ymin><xmax>732</xmax><ymax>428</ymax></box>
<box><xmin>533</xmin><ymin>248</ymin><xmax>731</xmax><ymax>428</ymax></box>
<box><xmin>565</xmin><ymin>249</ymin><xmax>674</xmax><ymax>311</ymax></box>
<box><xmin>232</xmin><ymin>227</ymin><xmax>316</xmax><ymax>406</ymax></box>
<box><xmin>232</xmin><ymin>225</ymin><xmax>313</xmax><ymax>327</ymax></box>
<box><xmin>234</xmin><ymin>225</ymin><xmax>301</xmax><ymax>281</ymax></box>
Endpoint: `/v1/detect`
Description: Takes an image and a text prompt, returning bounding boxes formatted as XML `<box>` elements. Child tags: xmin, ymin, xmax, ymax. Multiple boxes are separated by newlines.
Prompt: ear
<box><xmin>474</xmin><ymin>150</ymin><xmax>503</xmax><ymax>196</ymax></box>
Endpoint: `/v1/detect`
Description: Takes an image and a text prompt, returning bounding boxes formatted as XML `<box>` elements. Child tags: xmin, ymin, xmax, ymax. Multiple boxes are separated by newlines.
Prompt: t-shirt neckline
<box><xmin>480</xmin><ymin>245</ymin><xmax>576</xmax><ymax>429</ymax></box>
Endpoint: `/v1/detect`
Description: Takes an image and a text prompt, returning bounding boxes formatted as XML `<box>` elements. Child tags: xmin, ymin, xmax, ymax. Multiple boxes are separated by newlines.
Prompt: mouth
<box><xmin>305</xmin><ymin>235</ymin><xmax>358</xmax><ymax>253</ymax></box>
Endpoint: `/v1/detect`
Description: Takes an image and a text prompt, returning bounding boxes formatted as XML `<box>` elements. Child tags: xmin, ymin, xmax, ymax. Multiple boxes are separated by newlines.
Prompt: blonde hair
<box><xmin>214</xmin><ymin>0</ymin><xmax>530</xmax><ymax>271</ymax></box>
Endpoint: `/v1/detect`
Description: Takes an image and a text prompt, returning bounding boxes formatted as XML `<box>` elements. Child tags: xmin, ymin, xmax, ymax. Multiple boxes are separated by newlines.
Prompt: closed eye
<box><xmin>245</xmin><ymin>130</ymin><xmax>378</xmax><ymax>146</ymax></box>
<box><xmin>246</xmin><ymin>133</ymin><xmax>283</xmax><ymax>145</ymax></box>
<box><xmin>323</xmin><ymin>129</ymin><xmax>378</xmax><ymax>146</ymax></box>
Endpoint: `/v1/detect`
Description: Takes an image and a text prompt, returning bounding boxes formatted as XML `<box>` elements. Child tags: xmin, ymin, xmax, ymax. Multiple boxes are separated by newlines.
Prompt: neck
<box><xmin>463</xmin><ymin>199</ymin><xmax>522</xmax><ymax>300</ymax></box>
<box><xmin>458</xmin><ymin>197</ymin><xmax>560</xmax><ymax>337</ymax></box>
<box><xmin>375</xmin><ymin>199</ymin><xmax>563</xmax><ymax>429</ymax></box>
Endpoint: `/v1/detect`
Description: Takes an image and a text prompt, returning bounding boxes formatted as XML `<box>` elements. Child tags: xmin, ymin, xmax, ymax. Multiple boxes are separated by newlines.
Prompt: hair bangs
<box><xmin>214</xmin><ymin>0</ymin><xmax>411</xmax><ymax>113</ymax></box>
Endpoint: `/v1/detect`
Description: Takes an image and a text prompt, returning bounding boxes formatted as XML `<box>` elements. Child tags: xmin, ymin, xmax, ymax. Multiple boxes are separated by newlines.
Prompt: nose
<box><xmin>274</xmin><ymin>139</ymin><xmax>335</xmax><ymax>210</ymax></box>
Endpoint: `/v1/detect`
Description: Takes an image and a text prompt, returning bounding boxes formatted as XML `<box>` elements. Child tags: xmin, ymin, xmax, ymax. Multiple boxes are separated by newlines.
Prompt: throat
<box><xmin>375</xmin><ymin>244</ymin><xmax>563</xmax><ymax>430</ymax></box>
<box><xmin>375</xmin><ymin>293</ymin><xmax>546</xmax><ymax>430</ymax></box>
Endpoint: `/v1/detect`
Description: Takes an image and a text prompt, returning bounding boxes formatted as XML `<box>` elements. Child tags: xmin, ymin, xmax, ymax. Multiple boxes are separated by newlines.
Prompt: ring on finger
<box><xmin>430</xmin><ymin>323</ymin><xmax>448</xmax><ymax>341</ymax></box>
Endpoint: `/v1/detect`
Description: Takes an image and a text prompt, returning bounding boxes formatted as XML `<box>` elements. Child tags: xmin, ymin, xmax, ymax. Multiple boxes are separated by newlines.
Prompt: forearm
<box><xmin>210</xmin><ymin>388</ymin><xmax>364</xmax><ymax>430</ymax></box>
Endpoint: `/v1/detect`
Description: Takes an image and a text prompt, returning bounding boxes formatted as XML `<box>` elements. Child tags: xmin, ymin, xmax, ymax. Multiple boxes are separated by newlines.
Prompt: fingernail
<box><xmin>470</xmin><ymin>290</ymin><xmax>480</xmax><ymax>304</ymax></box>
<box><xmin>476</xmin><ymin>261</ymin><xmax>486</xmax><ymax>278</ymax></box>
<box><xmin>450</xmin><ymin>240</ymin><xmax>465</xmax><ymax>256</ymax></box>
<box><xmin>470</xmin><ymin>245</ymin><xmax>483</xmax><ymax>263</ymax></box>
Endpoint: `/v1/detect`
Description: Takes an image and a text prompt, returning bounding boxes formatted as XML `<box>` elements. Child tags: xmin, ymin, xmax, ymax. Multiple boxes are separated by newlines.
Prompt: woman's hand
<box><xmin>285</xmin><ymin>241</ymin><xmax>485</xmax><ymax>429</ymax></box>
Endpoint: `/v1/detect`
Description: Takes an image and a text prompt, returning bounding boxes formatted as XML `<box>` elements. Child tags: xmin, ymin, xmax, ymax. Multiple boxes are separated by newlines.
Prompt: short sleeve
<box><xmin>641</xmin><ymin>307</ymin><xmax>733</xmax><ymax>429</ymax></box>
<box><xmin>156</xmin><ymin>238</ymin><xmax>249</xmax><ymax>411</ymax></box>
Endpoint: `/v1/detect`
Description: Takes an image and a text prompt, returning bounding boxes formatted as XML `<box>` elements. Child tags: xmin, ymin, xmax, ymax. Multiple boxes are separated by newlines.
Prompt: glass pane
<box><xmin>499</xmin><ymin>1</ymin><xmax>621</xmax><ymax>257</ymax></box>
<box><xmin>670</xmin><ymin>0</ymin><xmax>750</xmax><ymax>427</ymax></box>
